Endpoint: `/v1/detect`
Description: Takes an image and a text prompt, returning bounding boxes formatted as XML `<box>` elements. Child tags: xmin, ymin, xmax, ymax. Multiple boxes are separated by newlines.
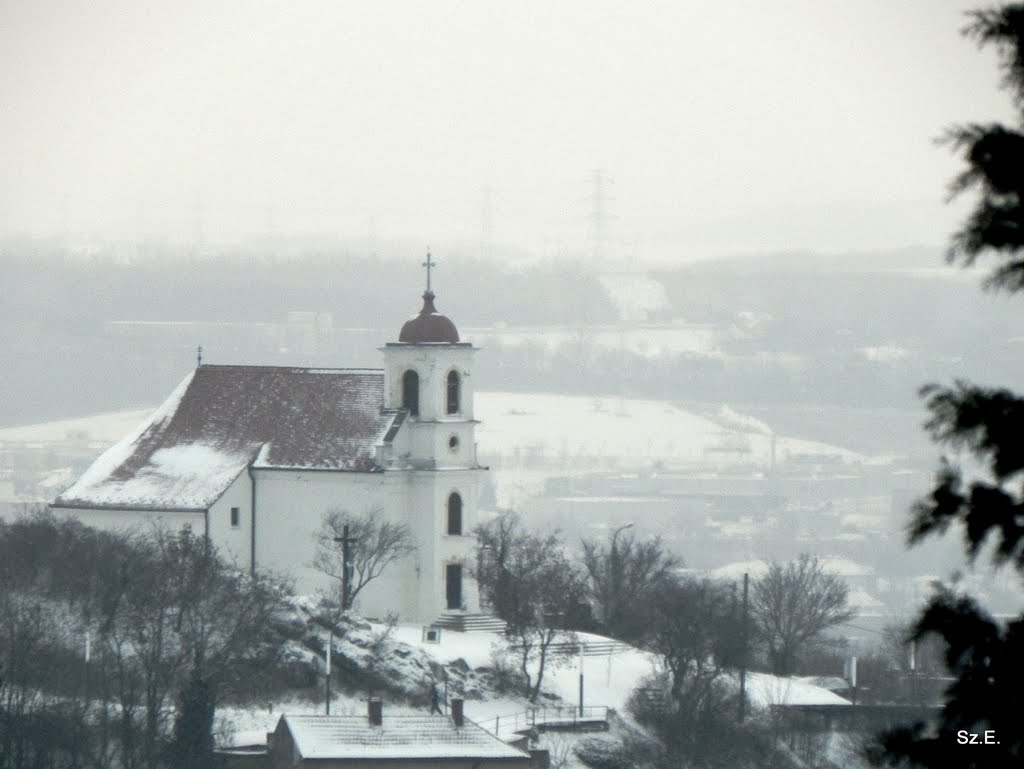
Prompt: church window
<box><xmin>447</xmin><ymin>492</ymin><xmax>463</xmax><ymax>535</ymax></box>
<box><xmin>449</xmin><ymin>435</ymin><xmax>459</xmax><ymax>451</ymax></box>
<box><xmin>230</xmin><ymin>506</ymin><xmax>240</xmax><ymax>527</ymax></box>
<box><xmin>402</xmin><ymin>369</ymin><xmax>419</xmax><ymax>416</ymax></box>
<box><xmin>446</xmin><ymin>370</ymin><xmax>460</xmax><ymax>414</ymax></box>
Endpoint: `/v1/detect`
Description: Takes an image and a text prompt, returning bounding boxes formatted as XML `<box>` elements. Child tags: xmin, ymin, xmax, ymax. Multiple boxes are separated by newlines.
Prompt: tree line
<box><xmin>0</xmin><ymin>513</ymin><xmax>298</xmax><ymax>769</ymax></box>
<box><xmin>1</xmin><ymin>502</ymin><xmax>927</xmax><ymax>769</ymax></box>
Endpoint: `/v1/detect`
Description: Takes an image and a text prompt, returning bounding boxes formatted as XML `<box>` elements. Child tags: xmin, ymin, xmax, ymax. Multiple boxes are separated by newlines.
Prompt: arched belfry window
<box><xmin>402</xmin><ymin>370</ymin><xmax>419</xmax><ymax>416</ymax></box>
<box><xmin>447</xmin><ymin>492</ymin><xmax>463</xmax><ymax>535</ymax></box>
<box><xmin>446</xmin><ymin>370</ymin><xmax>460</xmax><ymax>415</ymax></box>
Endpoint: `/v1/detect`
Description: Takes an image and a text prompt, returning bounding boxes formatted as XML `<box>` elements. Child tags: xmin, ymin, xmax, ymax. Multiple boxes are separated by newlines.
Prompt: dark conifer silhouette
<box><xmin>871</xmin><ymin>5</ymin><xmax>1024</xmax><ymax>766</ymax></box>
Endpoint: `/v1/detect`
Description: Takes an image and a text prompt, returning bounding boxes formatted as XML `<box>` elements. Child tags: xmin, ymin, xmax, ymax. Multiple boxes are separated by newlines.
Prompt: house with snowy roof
<box><xmin>269</xmin><ymin>700</ymin><xmax>532</xmax><ymax>769</ymax></box>
<box><xmin>51</xmin><ymin>282</ymin><xmax>487</xmax><ymax>624</ymax></box>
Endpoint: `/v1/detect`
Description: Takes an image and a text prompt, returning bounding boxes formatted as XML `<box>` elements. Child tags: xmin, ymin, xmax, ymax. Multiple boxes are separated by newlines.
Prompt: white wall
<box><xmin>251</xmin><ymin>469</ymin><xmax>408</xmax><ymax>605</ymax></box>
<box><xmin>249</xmin><ymin>464</ymin><xmax>483</xmax><ymax>623</ymax></box>
<box><xmin>53</xmin><ymin>506</ymin><xmax>206</xmax><ymax>538</ymax></box>
<box><xmin>382</xmin><ymin>344</ymin><xmax>476</xmax><ymax>421</ymax></box>
<box><xmin>206</xmin><ymin>469</ymin><xmax>253</xmax><ymax>571</ymax></box>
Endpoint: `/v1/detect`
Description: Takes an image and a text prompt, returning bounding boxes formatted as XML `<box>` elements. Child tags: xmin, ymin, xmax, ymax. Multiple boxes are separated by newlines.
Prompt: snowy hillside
<box><xmin>221</xmin><ymin>602</ymin><xmax>849</xmax><ymax>763</ymax></box>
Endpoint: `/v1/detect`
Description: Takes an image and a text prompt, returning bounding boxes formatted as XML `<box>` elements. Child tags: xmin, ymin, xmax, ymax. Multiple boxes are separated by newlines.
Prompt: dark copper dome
<box><xmin>398</xmin><ymin>291</ymin><xmax>460</xmax><ymax>343</ymax></box>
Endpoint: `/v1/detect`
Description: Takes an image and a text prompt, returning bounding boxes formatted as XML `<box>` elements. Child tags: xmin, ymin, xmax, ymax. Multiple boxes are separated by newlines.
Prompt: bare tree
<box><xmin>475</xmin><ymin>512</ymin><xmax>586</xmax><ymax>701</ymax></box>
<box><xmin>89</xmin><ymin>527</ymin><xmax>292</xmax><ymax>769</ymax></box>
<box><xmin>751</xmin><ymin>554</ymin><xmax>855</xmax><ymax>676</ymax></box>
<box><xmin>313</xmin><ymin>509</ymin><xmax>416</xmax><ymax>610</ymax></box>
<box><xmin>630</xmin><ymin>576</ymin><xmax>758</xmax><ymax>769</ymax></box>
<box><xmin>581</xmin><ymin>526</ymin><xmax>680</xmax><ymax>642</ymax></box>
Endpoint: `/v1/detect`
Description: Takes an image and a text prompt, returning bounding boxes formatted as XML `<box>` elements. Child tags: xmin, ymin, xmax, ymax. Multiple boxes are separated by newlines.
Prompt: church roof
<box><xmin>398</xmin><ymin>291</ymin><xmax>462</xmax><ymax>344</ymax></box>
<box><xmin>54</xmin><ymin>365</ymin><xmax>399</xmax><ymax>511</ymax></box>
<box><xmin>277</xmin><ymin>714</ymin><xmax>528</xmax><ymax>761</ymax></box>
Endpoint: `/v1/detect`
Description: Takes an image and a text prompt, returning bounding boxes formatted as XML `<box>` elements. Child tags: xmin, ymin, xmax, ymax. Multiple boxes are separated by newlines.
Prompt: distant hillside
<box><xmin>3</xmin><ymin>241</ymin><xmax>1023</xmax><ymax>429</ymax></box>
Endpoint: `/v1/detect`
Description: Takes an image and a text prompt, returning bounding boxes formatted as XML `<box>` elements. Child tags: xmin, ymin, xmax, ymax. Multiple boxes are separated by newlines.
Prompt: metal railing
<box><xmin>506</xmin><ymin>640</ymin><xmax>629</xmax><ymax>657</ymax></box>
<box><xmin>476</xmin><ymin>705</ymin><xmax>610</xmax><ymax>739</ymax></box>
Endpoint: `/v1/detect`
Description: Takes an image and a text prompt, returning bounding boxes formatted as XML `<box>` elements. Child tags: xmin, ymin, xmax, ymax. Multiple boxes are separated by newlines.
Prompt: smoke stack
<box><xmin>451</xmin><ymin>698</ymin><xmax>464</xmax><ymax>727</ymax></box>
<box><xmin>368</xmin><ymin>698</ymin><xmax>382</xmax><ymax>726</ymax></box>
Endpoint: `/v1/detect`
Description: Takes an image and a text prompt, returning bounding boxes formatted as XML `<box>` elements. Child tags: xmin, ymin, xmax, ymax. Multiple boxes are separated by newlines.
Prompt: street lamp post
<box><xmin>607</xmin><ymin>523</ymin><xmax>634</xmax><ymax>630</ymax></box>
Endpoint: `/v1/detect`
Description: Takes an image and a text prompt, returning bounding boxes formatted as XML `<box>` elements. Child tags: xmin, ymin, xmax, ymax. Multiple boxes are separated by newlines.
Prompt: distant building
<box><xmin>268</xmin><ymin>700</ymin><xmax>531</xmax><ymax>769</ymax></box>
<box><xmin>51</xmin><ymin>287</ymin><xmax>486</xmax><ymax>624</ymax></box>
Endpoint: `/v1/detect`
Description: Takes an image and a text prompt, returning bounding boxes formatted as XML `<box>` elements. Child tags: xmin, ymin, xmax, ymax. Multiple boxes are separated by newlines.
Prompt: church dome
<box><xmin>398</xmin><ymin>291</ymin><xmax>460</xmax><ymax>343</ymax></box>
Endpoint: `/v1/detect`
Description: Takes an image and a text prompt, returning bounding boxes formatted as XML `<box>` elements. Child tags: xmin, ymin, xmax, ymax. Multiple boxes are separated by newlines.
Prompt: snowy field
<box><xmin>474</xmin><ymin>391</ymin><xmax>865</xmax><ymax>508</ymax></box>
<box><xmin>476</xmin><ymin>391</ymin><xmax>863</xmax><ymax>469</ymax></box>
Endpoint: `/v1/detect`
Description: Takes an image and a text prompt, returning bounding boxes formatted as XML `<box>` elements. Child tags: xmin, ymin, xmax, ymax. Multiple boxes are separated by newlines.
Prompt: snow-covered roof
<box><xmin>743</xmin><ymin>672</ymin><xmax>852</xmax><ymax>708</ymax></box>
<box><xmin>54</xmin><ymin>365</ymin><xmax>399</xmax><ymax>511</ymax></box>
<box><xmin>278</xmin><ymin>714</ymin><xmax>530</xmax><ymax>761</ymax></box>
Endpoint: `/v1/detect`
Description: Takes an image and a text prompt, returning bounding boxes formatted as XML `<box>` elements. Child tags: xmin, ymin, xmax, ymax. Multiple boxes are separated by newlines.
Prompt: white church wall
<box><xmin>352</xmin><ymin>552</ymin><xmax>422</xmax><ymax>621</ymax></box>
<box><xmin>339</xmin><ymin>475</ymin><xmax>423</xmax><ymax>621</ymax></box>
<box><xmin>206</xmin><ymin>469</ymin><xmax>253</xmax><ymax>572</ymax></box>
<box><xmin>55</xmin><ymin>507</ymin><xmax>206</xmax><ymax>539</ymax></box>
<box><xmin>382</xmin><ymin>345</ymin><xmax>476</xmax><ymax>421</ymax></box>
<box><xmin>250</xmin><ymin>469</ymin><xmax>412</xmax><ymax>602</ymax></box>
<box><xmin>435</xmin><ymin>423</ymin><xmax>477</xmax><ymax>468</ymax></box>
<box><xmin>400</xmin><ymin>421</ymin><xmax>478</xmax><ymax>469</ymax></box>
<box><xmin>406</xmin><ymin>468</ymin><xmax>483</xmax><ymax>616</ymax></box>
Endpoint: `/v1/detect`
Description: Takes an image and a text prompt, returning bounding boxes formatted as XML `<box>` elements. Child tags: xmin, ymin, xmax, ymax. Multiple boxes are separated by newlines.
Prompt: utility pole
<box><xmin>579</xmin><ymin>643</ymin><xmax>585</xmax><ymax>717</ymax></box>
<box><xmin>334</xmin><ymin>525</ymin><xmax>358</xmax><ymax>611</ymax></box>
<box><xmin>738</xmin><ymin>572</ymin><xmax>749</xmax><ymax>723</ymax></box>
<box><xmin>325</xmin><ymin>630</ymin><xmax>332</xmax><ymax>715</ymax></box>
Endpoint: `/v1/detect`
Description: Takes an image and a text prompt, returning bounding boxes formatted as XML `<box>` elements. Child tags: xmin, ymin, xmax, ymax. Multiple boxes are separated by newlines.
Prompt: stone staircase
<box><xmin>431</xmin><ymin>612</ymin><xmax>508</xmax><ymax>634</ymax></box>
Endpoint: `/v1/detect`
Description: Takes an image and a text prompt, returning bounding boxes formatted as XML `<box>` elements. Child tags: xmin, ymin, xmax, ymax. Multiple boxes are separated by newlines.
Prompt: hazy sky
<box><xmin>0</xmin><ymin>1</ymin><xmax>1015</xmax><ymax>261</ymax></box>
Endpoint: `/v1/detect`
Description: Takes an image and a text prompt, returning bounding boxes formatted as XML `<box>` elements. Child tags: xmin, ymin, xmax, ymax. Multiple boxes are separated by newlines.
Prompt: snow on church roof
<box><xmin>278</xmin><ymin>714</ymin><xmax>529</xmax><ymax>761</ymax></box>
<box><xmin>54</xmin><ymin>365</ymin><xmax>399</xmax><ymax>511</ymax></box>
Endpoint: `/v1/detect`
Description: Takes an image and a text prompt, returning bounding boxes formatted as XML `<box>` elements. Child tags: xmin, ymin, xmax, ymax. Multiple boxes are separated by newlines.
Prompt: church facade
<box><xmin>51</xmin><ymin>289</ymin><xmax>485</xmax><ymax>624</ymax></box>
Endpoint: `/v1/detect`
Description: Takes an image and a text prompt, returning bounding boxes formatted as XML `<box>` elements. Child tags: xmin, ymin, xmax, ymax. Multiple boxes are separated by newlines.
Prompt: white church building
<box><xmin>52</xmin><ymin>284</ymin><xmax>486</xmax><ymax>625</ymax></box>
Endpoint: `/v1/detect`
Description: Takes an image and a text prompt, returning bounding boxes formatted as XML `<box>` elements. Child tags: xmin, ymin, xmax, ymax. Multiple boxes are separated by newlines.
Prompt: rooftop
<box><xmin>54</xmin><ymin>365</ymin><xmax>399</xmax><ymax>511</ymax></box>
<box><xmin>278</xmin><ymin>713</ymin><xmax>529</xmax><ymax>761</ymax></box>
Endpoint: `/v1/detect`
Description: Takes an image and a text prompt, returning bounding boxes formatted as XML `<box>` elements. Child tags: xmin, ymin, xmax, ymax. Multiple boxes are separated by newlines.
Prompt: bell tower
<box><xmin>382</xmin><ymin>254</ymin><xmax>483</xmax><ymax>618</ymax></box>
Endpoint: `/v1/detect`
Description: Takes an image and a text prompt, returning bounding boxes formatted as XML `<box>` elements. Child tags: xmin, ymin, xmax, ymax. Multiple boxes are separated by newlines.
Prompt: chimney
<box><xmin>368</xmin><ymin>698</ymin><xmax>382</xmax><ymax>726</ymax></box>
<box><xmin>451</xmin><ymin>698</ymin><xmax>464</xmax><ymax>727</ymax></box>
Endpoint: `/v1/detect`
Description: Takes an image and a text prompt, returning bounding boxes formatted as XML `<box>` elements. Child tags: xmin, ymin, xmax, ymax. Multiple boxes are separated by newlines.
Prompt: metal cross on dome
<box><xmin>422</xmin><ymin>251</ymin><xmax>436</xmax><ymax>293</ymax></box>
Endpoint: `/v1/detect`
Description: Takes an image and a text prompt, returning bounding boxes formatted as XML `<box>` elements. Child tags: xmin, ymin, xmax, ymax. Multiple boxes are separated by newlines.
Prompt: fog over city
<box><xmin>0</xmin><ymin>0</ymin><xmax>1013</xmax><ymax>255</ymax></box>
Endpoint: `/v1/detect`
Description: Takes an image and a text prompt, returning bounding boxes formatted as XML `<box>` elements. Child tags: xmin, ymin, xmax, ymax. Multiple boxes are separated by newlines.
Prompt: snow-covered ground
<box><xmin>477</xmin><ymin>392</ymin><xmax>862</xmax><ymax>470</ymax></box>
<box><xmin>220</xmin><ymin>614</ymin><xmax>847</xmax><ymax>754</ymax></box>
<box><xmin>475</xmin><ymin>391</ymin><xmax>865</xmax><ymax>509</ymax></box>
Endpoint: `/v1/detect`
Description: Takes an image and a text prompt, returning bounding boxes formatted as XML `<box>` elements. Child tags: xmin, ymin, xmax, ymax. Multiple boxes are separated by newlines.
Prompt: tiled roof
<box><xmin>54</xmin><ymin>366</ymin><xmax>399</xmax><ymax>511</ymax></box>
<box><xmin>280</xmin><ymin>714</ymin><xmax>529</xmax><ymax>760</ymax></box>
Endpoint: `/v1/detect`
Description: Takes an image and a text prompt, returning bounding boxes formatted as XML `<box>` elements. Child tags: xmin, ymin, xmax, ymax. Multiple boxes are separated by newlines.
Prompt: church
<box><xmin>52</xmin><ymin>275</ymin><xmax>486</xmax><ymax>625</ymax></box>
